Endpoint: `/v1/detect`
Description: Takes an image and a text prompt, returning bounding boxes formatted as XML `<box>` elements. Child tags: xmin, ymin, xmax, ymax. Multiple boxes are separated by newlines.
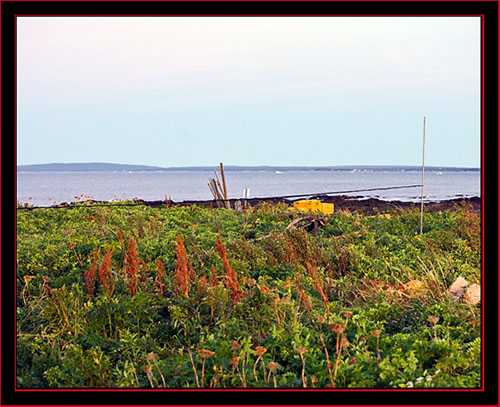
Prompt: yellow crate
<box><xmin>293</xmin><ymin>200</ymin><xmax>319</xmax><ymax>211</ymax></box>
<box><xmin>320</xmin><ymin>203</ymin><xmax>334</xmax><ymax>214</ymax></box>
<box><xmin>299</xmin><ymin>200</ymin><xmax>317</xmax><ymax>209</ymax></box>
<box><xmin>292</xmin><ymin>200</ymin><xmax>334</xmax><ymax>214</ymax></box>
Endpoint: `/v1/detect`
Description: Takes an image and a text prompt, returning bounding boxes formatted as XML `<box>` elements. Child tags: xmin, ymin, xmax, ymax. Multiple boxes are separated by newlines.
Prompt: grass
<box><xmin>16</xmin><ymin>201</ymin><xmax>481</xmax><ymax>388</ymax></box>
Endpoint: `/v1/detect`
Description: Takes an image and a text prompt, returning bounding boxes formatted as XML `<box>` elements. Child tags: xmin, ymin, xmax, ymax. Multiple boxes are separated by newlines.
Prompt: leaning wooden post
<box><xmin>420</xmin><ymin>116</ymin><xmax>426</xmax><ymax>234</ymax></box>
<box><xmin>213</xmin><ymin>171</ymin><xmax>225</xmax><ymax>200</ymax></box>
<box><xmin>220</xmin><ymin>162</ymin><xmax>230</xmax><ymax>209</ymax></box>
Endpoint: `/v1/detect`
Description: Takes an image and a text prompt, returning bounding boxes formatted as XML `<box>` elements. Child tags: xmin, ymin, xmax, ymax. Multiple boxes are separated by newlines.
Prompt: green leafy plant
<box><xmin>16</xmin><ymin>202</ymin><xmax>481</xmax><ymax>388</ymax></box>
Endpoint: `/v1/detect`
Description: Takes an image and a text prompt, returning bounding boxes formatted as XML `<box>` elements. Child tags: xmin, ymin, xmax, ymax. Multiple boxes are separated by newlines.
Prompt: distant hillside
<box><xmin>17</xmin><ymin>163</ymin><xmax>168</xmax><ymax>172</ymax></box>
<box><xmin>17</xmin><ymin>162</ymin><xmax>480</xmax><ymax>172</ymax></box>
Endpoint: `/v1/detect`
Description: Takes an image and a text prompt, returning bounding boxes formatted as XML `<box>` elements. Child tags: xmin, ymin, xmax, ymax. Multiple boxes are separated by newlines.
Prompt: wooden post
<box><xmin>213</xmin><ymin>180</ymin><xmax>224</xmax><ymax>206</ymax></box>
<box><xmin>243</xmin><ymin>188</ymin><xmax>250</xmax><ymax>208</ymax></box>
<box><xmin>420</xmin><ymin>117</ymin><xmax>426</xmax><ymax>234</ymax></box>
<box><xmin>213</xmin><ymin>171</ymin><xmax>225</xmax><ymax>201</ymax></box>
<box><xmin>208</xmin><ymin>179</ymin><xmax>223</xmax><ymax>208</ymax></box>
<box><xmin>220</xmin><ymin>162</ymin><xmax>230</xmax><ymax>209</ymax></box>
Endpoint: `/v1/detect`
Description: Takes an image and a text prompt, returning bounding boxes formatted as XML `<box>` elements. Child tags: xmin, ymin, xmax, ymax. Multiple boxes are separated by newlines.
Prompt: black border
<box><xmin>3</xmin><ymin>1</ymin><xmax>498</xmax><ymax>406</ymax></box>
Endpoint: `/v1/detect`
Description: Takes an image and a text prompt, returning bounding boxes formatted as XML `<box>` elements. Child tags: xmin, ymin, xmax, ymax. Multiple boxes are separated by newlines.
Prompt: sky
<box><xmin>17</xmin><ymin>16</ymin><xmax>481</xmax><ymax>168</ymax></box>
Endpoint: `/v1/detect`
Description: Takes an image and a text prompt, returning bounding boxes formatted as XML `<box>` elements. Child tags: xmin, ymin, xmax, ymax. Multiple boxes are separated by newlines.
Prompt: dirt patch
<box><xmin>316</xmin><ymin>195</ymin><xmax>481</xmax><ymax>215</ymax></box>
<box><xmin>27</xmin><ymin>194</ymin><xmax>480</xmax><ymax>214</ymax></box>
<box><xmin>141</xmin><ymin>195</ymin><xmax>481</xmax><ymax>215</ymax></box>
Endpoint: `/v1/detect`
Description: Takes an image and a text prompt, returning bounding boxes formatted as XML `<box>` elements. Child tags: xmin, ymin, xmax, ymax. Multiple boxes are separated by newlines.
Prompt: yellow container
<box><xmin>293</xmin><ymin>200</ymin><xmax>319</xmax><ymax>211</ymax></box>
<box><xmin>320</xmin><ymin>203</ymin><xmax>334</xmax><ymax>214</ymax></box>
<box><xmin>292</xmin><ymin>200</ymin><xmax>334</xmax><ymax>214</ymax></box>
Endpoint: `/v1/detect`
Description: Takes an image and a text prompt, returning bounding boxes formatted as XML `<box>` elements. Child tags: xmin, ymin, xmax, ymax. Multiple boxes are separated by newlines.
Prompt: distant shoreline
<box><xmin>18</xmin><ymin>195</ymin><xmax>481</xmax><ymax>215</ymax></box>
<box><xmin>17</xmin><ymin>162</ymin><xmax>480</xmax><ymax>172</ymax></box>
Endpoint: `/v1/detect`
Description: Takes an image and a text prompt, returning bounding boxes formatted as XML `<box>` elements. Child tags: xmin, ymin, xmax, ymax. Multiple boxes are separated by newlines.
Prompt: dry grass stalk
<box><xmin>416</xmin><ymin>256</ymin><xmax>447</xmax><ymax>301</ymax></box>
<box><xmin>125</xmin><ymin>237</ymin><xmax>138</xmax><ymax>295</ymax></box>
<box><xmin>197</xmin><ymin>275</ymin><xmax>207</xmax><ymax>297</ymax></box>
<box><xmin>329</xmin><ymin>321</ymin><xmax>349</xmax><ymax>387</ymax></box>
<box><xmin>305</xmin><ymin>262</ymin><xmax>330</xmax><ymax>316</ymax></box>
<box><xmin>198</xmin><ymin>349</ymin><xmax>215</xmax><ymax>387</ymax></box>
<box><xmin>144</xmin><ymin>364</ymin><xmax>157</xmax><ymax>388</ymax></box>
<box><xmin>155</xmin><ymin>259</ymin><xmax>164</xmax><ymax>296</ymax></box>
<box><xmin>274</xmin><ymin>296</ymin><xmax>290</xmax><ymax>329</ymax></box>
<box><xmin>371</xmin><ymin>329</ymin><xmax>382</xmax><ymax>360</ymax></box>
<box><xmin>240</xmin><ymin>353</ymin><xmax>247</xmax><ymax>387</ymax></box>
<box><xmin>42</xmin><ymin>276</ymin><xmax>52</xmax><ymax>295</ymax></box>
<box><xmin>283</xmin><ymin>233</ymin><xmax>297</xmax><ymax>264</ymax></box>
<box><xmin>428</xmin><ymin>315</ymin><xmax>439</xmax><ymax>340</ymax></box>
<box><xmin>98</xmin><ymin>246</ymin><xmax>114</xmax><ymax>297</ymax></box>
<box><xmin>117</xmin><ymin>230</ymin><xmax>125</xmax><ymax>252</ymax></box>
<box><xmin>69</xmin><ymin>241</ymin><xmax>83</xmax><ymax>267</ymax></box>
<box><xmin>216</xmin><ymin>235</ymin><xmax>243</xmax><ymax>306</ymax></box>
<box><xmin>332</xmin><ymin>334</ymin><xmax>346</xmax><ymax>387</ymax></box>
<box><xmin>267</xmin><ymin>361</ymin><xmax>280</xmax><ymax>388</ymax></box>
<box><xmin>294</xmin><ymin>275</ymin><xmax>312</xmax><ymax>321</ymax></box>
<box><xmin>174</xmin><ymin>235</ymin><xmax>189</xmax><ymax>298</ymax></box>
<box><xmin>210</xmin><ymin>265</ymin><xmax>219</xmax><ymax>287</ymax></box>
<box><xmin>253</xmin><ymin>346</ymin><xmax>267</xmax><ymax>382</ymax></box>
<box><xmin>340</xmin><ymin>310</ymin><xmax>353</xmax><ymax>326</ymax></box>
<box><xmin>188</xmin><ymin>348</ymin><xmax>200</xmax><ymax>388</ymax></box>
<box><xmin>21</xmin><ymin>276</ymin><xmax>33</xmax><ymax>306</ymax></box>
<box><xmin>117</xmin><ymin>230</ymin><xmax>127</xmax><ymax>279</ymax></box>
<box><xmin>85</xmin><ymin>245</ymin><xmax>98</xmax><ymax>296</ymax></box>
<box><xmin>296</xmin><ymin>346</ymin><xmax>308</xmax><ymax>388</ymax></box>
<box><xmin>146</xmin><ymin>352</ymin><xmax>166</xmax><ymax>388</ymax></box>
<box><xmin>329</xmin><ymin>323</ymin><xmax>345</xmax><ymax>354</ymax></box>
<box><xmin>319</xmin><ymin>333</ymin><xmax>334</xmax><ymax>387</ymax></box>
<box><xmin>208</xmin><ymin>265</ymin><xmax>219</xmax><ymax>317</ymax></box>
<box><xmin>340</xmin><ymin>336</ymin><xmax>350</xmax><ymax>356</ymax></box>
<box><xmin>188</xmin><ymin>258</ymin><xmax>196</xmax><ymax>284</ymax></box>
<box><xmin>272</xmin><ymin>297</ymin><xmax>283</xmax><ymax>329</ymax></box>
<box><xmin>230</xmin><ymin>356</ymin><xmax>244</xmax><ymax>384</ymax></box>
<box><xmin>230</xmin><ymin>356</ymin><xmax>240</xmax><ymax>370</ymax></box>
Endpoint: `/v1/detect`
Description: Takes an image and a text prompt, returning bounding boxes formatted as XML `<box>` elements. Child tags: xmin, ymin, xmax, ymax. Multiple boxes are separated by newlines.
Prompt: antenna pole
<box><xmin>420</xmin><ymin>117</ymin><xmax>426</xmax><ymax>234</ymax></box>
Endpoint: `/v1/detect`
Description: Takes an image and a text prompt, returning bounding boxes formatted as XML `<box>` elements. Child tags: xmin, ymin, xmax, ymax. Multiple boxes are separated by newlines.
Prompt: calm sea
<box><xmin>16</xmin><ymin>169</ymin><xmax>481</xmax><ymax>207</ymax></box>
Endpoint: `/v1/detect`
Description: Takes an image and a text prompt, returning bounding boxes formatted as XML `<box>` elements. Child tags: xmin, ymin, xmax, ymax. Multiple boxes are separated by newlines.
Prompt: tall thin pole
<box><xmin>420</xmin><ymin>116</ymin><xmax>426</xmax><ymax>234</ymax></box>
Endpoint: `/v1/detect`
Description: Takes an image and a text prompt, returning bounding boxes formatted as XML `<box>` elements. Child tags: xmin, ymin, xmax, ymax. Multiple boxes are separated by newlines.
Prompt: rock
<box><xmin>464</xmin><ymin>284</ymin><xmax>481</xmax><ymax>305</ymax></box>
<box><xmin>448</xmin><ymin>276</ymin><xmax>469</xmax><ymax>298</ymax></box>
<box><xmin>234</xmin><ymin>200</ymin><xmax>243</xmax><ymax>212</ymax></box>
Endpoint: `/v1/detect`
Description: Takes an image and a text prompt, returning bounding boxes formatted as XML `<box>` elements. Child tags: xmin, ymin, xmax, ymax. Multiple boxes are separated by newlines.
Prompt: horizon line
<box><xmin>16</xmin><ymin>162</ymin><xmax>480</xmax><ymax>170</ymax></box>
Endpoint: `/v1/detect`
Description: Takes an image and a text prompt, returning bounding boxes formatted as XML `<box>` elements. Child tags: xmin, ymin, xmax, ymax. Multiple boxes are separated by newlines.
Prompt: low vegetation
<box><xmin>16</xmin><ymin>201</ymin><xmax>481</xmax><ymax>388</ymax></box>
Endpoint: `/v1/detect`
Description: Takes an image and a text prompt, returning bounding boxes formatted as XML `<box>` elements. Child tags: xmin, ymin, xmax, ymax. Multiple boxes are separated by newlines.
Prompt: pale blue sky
<box><xmin>17</xmin><ymin>17</ymin><xmax>481</xmax><ymax>167</ymax></box>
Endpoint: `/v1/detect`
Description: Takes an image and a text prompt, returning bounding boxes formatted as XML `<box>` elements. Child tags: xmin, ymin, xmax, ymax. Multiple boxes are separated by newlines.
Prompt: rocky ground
<box><xmin>29</xmin><ymin>194</ymin><xmax>480</xmax><ymax>215</ymax></box>
<box><xmin>141</xmin><ymin>195</ymin><xmax>481</xmax><ymax>215</ymax></box>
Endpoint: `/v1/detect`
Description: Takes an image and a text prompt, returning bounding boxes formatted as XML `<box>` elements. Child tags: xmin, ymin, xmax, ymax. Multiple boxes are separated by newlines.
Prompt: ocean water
<box><xmin>16</xmin><ymin>169</ymin><xmax>481</xmax><ymax>207</ymax></box>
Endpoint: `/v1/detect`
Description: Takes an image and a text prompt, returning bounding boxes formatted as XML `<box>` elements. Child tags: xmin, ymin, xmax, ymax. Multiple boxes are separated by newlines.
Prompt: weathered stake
<box><xmin>220</xmin><ymin>162</ymin><xmax>231</xmax><ymax>209</ymax></box>
<box><xmin>213</xmin><ymin>171</ymin><xmax>225</xmax><ymax>201</ymax></box>
<box><xmin>208</xmin><ymin>182</ymin><xmax>221</xmax><ymax>207</ymax></box>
